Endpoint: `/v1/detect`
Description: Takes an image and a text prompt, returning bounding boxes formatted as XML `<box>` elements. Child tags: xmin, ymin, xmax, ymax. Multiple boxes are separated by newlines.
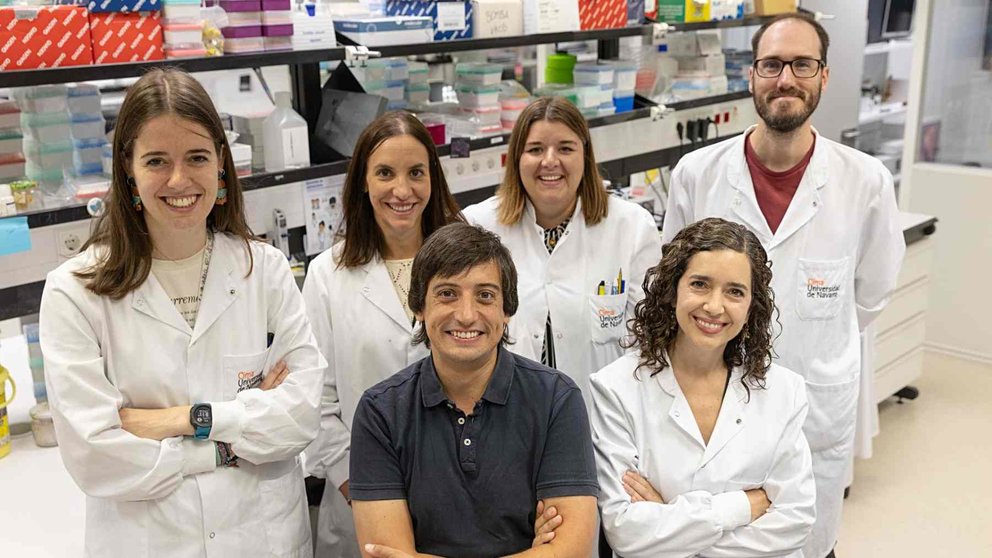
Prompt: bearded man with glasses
<box><xmin>662</xmin><ymin>13</ymin><xmax>905</xmax><ymax>558</ymax></box>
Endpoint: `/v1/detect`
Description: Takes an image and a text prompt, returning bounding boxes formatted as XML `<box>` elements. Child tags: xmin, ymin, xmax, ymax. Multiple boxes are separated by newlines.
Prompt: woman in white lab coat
<box><xmin>591</xmin><ymin>217</ymin><xmax>816</xmax><ymax>558</ymax></box>
<box><xmin>39</xmin><ymin>69</ymin><xmax>324</xmax><ymax>557</ymax></box>
<box><xmin>301</xmin><ymin>111</ymin><xmax>463</xmax><ymax>557</ymax></box>
<box><xmin>463</xmin><ymin>96</ymin><xmax>662</xmax><ymax>400</ymax></box>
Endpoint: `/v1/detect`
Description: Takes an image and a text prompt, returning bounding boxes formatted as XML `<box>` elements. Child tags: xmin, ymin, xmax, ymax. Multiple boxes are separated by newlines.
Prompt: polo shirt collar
<box><xmin>420</xmin><ymin>346</ymin><xmax>516</xmax><ymax>408</ymax></box>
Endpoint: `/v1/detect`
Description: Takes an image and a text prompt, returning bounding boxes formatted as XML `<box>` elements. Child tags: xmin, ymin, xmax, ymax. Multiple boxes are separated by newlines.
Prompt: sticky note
<box><xmin>0</xmin><ymin>217</ymin><xmax>31</xmax><ymax>256</ymax></box>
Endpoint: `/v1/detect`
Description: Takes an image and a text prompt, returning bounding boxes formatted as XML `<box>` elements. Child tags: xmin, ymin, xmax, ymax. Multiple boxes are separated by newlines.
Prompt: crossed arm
<box><xmin>354</xmin><ymin>495</ymin><xmax>598</xmax><ymax>558</ymax></box>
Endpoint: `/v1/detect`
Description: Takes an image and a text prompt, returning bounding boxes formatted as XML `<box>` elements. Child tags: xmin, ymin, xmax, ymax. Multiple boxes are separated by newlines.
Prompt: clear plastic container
<box><xmin>163</xmin><ymin>21</ymin><xmax>205</xmax><ymax>44</ymax></box>
<box><xmin>405</xmin><ymin>84</ymin><xmax>430</xmax><ymax>104</ymax></box>
<box><xmin>30</xmin><ymin>403</ymin><xmax>58</xmax><ymax>448</ymax></box>
<box><xmin>608</xmin><ymin>61</ymin><xmax>638</xmax><ymax>91</ymax></box>
<box><xmin>0</xmin><ymin>100</ymin><xmax>19</xmax><ymax>129</ymax></box>
<box><xmin>23</xmin><ymin>137</ymin><xmax>74</xmax><ymax>168</ymax></box>
<box><xmin>262</xmin><ymin>23</ymin><xmax>294</xmax><ymax>37</ymax></box>
<box><xmin>12</xmin><ymin>85</ymin><xmax>67</xmax><ymax>114</ymax></box>
<box><xmin>165</xmin><ymin>45</ymin><xmax>209</xmax><ymax>58</ymax></box>
<box><xmin>163</xmin><ymin>3</ymin><xmax>201</xmax><ymax>22</ymax></box>
<box><xmin>0</xmin><ymin>131</ymin><xmax>23</xmax><ymax>155</ymax></box>
<box><xmin>0</xmin><ymin>157</ymin><xmax>26</xmax><ymax>181</ymax></box>
<box><xmin>67</xmin><ymin>91</ymin><xmax>101</xmax><ymax>115</ymax></box>
<box><xmin>366</xmin><ymin>80</ymin><xmax>406</xmax><ymax>102</ymax></box>
<box><xmin>263</xmin><ymin>36</ymin><xmax>292</xmax><ymax>50</ymax></box>
<box><xmin>408</xmin><ymin>61</ymin><xmax>429</xmax><ymax>85</ymax></box>
<box><xmin>261</xmin><ymin>10</ymin><xmax>293</xmax><ymax>24</ymax></box>
<box><xmin>455</xmin><ymin>84</ymin><xmax>500</xmax><ymax>108</ymax></box>
<box><xmin>263</xmin><ymin>91</ymin><xmax>310</xmax><ymax>171</ymax></box>
<box><xmin>70</xmin><ymin>115</ymin><xmax>106</xmax><ymax>141</ymax></box>
<box><xmin>573</xmin><ymin>63</ymin><xmax>615</xmax><ymax>86</ymax></box>
<box><xmin>456</xmin><ymin>63</ymin><xmax>503</xmax><ymax>86</ymax></box>
<box><xmin>459</xmin><ymin>104</ymin><xmax>501</xmax><ymax>126</ymax></box>
<box><xmin>73</xmin><ymin>137</ymin><xmax>107</xmax><ymax>175</ymax></box>
<box><xmin>224</xmin><ymin>36</ymin><xmax>265</xmax><ymax>52</ymax></box>
<box><xmin>226</xmin><ymin>11</ymin><xmax>262</xmax><ymax>26</ymax></box>
<box><xmin>21</xmin><ymin>112</ymin><xmax>72</xmax><ymax>145</ymax></box>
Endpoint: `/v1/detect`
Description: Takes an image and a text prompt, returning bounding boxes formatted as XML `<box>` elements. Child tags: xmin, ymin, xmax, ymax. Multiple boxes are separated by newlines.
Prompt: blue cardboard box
<box><xmin>86</xmin><ymin>0</ymin><xmax>162</xmax><ymax>13</ymax></box>
<box><xmin>385</xmin><ymin>1</ymin><xmax>473</xmax><ymax>41</ymax></box>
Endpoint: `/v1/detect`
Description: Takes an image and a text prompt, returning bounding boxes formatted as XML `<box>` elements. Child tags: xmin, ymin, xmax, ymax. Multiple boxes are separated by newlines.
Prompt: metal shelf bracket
<box><xmin>344</xmin><ymin>45</ymin><xmax>381</xmax><ymax>67</ymax></box>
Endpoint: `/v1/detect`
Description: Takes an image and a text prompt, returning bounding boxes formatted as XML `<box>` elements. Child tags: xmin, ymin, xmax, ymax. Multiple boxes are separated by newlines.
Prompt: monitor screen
<box><xmin>883</xmin><ymin>0</ymin><xmax>916</xmax><ymax>37</ymax></box>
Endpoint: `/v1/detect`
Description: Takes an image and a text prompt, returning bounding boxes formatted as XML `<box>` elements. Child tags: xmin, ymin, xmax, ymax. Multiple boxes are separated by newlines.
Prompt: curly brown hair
<box><xmin>625</xmin><ymin>217</ymin><xmax>777</xmax><ymax>394</ymax></box>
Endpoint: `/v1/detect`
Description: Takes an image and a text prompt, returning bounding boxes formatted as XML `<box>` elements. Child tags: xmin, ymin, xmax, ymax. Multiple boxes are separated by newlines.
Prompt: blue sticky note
<box><xmin>0</xmin><ymin>217</ymin><xmax>31</xmax><ymax>256</ymax></box>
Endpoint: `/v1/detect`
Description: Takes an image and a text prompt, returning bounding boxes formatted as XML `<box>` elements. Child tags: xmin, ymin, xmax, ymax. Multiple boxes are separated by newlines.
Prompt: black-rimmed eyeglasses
<box><xmin>753</xmin><ymin>58</ymin><xmax>825</xmax><ymax>79</ymax></box>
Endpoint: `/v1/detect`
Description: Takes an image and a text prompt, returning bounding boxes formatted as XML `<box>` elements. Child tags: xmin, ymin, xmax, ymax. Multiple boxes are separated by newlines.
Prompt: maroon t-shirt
<box><xmin>744</xmin><ymin>132</ymin><xmax>815</xmax><ymax>234</ymax></box>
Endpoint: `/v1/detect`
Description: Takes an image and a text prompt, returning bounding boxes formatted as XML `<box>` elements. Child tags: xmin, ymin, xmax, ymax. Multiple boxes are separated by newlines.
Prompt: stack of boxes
<box><xmin>405</xmin><ymin>61</ymin><xmax>430</xmax><ymax>106</ymax></box>
<box><xmin>22</xmin><ymin>323</ymin><xmax>46</xmax><ymax>403</ymax></box>
<box><xmin>67</xmin><ymin>84</ymin><xmax>107</xmax><ymax>178</ymax></box>
<box><xmin>723</xmin><ymin>49</ymin><xmax>752</xmax><ymax>92</ymax></box>
<box><xmin>262</xmin><ymin>0</ymin><xmax>294</xmax><ymax>51</ymax></box>
<box><xmin>353</xmin><ymin>58</ymin><xmax>411</xmax><ymax>111</ymax></box>
<box><xmin>573</xmin><ymin>63</ymin><xmax>617</xmax><ymax>118</ymax></box>
<box><xmin>0</xmin><ymin>101</ymin><xmax>25</xmax><ymax>185</ymax></box>
<box><xmin>610</xmin><ymin>60</ymin><xmax>637</xmax><ymax>113</ymax></box>
<box><xmin>220</xmin><ymin>0</ymin><xmax>264</xmax><ymax>53</ymax></box>
<box><xmin>13</xmin><ymin>85</ymin><xmax>108</xmax><ymax>197</ymax></box>
<box><xmin>159</xmin><ymin>0</ymin><xmax>206</xmax><ymax>58</ymax></box>
<box><xmin>668</xmin><ymin>30</ymin><xmax>728</xmax><ymax>100</ymax></box>
<box><xmin>230</xmin><ymin>112</ymin><xmax>268</xmax><ymax>173</ymax></box>
<box><xmin>88</xmin><ymin>0</ymin><xmax>165</xmax><ymax>63</ymax></box>
<box><xmin>453</xmin><ymin>62</ymin><xmax>503</xmax><ymax>137</ymax></box>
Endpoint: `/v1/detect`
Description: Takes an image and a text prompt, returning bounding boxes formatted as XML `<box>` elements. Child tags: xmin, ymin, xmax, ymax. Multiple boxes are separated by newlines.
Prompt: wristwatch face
<box><xmin>193</xmin><ymin>405</ymin><xmax>211</xmax><ymax>426</ymax></box>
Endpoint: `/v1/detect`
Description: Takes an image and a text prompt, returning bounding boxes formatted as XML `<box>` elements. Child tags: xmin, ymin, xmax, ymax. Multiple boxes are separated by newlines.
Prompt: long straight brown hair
<box><xmin>497</xmin><ymin>96</ymin><xmax>610</xmax><ymax>226</ymax></box>
<box><xmin>338</xmin><ymin>111</ymin><xmax>463</xmax><ymax>268</ymax></box>
<box><xmin>75</xmin><ymin>68</ymin><xmax>256</xmax><ymax>299</ymax></box>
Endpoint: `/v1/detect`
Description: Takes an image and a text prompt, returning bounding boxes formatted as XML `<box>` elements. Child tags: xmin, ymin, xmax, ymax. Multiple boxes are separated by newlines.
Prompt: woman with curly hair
<box><xmin>589</xmin><ymin>217</ymin><xmax>816</xmax><ymax>558</ymax></box>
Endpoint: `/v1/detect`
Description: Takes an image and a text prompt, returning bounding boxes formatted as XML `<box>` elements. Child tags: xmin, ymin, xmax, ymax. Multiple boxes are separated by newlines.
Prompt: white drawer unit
<box><xmin>871</xmin><ymin>218</ymin><xmax>936</xmax><ymax>402</ymax></box>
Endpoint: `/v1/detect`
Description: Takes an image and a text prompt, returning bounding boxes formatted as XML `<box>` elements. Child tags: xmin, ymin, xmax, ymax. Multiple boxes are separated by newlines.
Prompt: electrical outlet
<box><xmin>58</xmin><ymin>231</ymin><xmax>82</xmax><ymax>258</ymax></box>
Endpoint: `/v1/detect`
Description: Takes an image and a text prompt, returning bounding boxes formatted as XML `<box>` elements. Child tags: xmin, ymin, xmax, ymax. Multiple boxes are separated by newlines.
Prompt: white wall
<box><xmin>908</xmin><ymin>164</ymin><xmax>992</xmax><ymax>362</ymax></box>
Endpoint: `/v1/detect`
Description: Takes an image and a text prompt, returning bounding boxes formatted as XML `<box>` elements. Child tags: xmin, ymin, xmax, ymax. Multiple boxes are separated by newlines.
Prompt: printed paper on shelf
<box><xmin>0</xmin><ymin>6</ymin><xmax>94</xmax><ymax>71</ymax></box>
<box><xmin>578</xmin><ymin>0</ymin><xmax>626</xmax><ymax>30</ymax></box>
<box><xmin>88</xmin><ymin>11</ymin><xmax>164</xmax><ymax>64</ymax></box>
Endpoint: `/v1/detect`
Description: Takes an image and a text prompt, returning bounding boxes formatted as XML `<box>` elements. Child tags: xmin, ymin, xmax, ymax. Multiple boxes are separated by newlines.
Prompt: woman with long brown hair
<box><xmin>300</xmin><ymin>111</ymin><xmax>464</xmax><ymax>557</ymax></box>
<box><xmin>463</xmin><ymin>96</ymin><xmax>662</xmax><ymax>404</ymax></box>
<box><xmin>590</xmin><ymin>218</ymin><xmax>815</xmax><ymax>557</ymax></box>
<box><xmin>39</xmin><ymin>68</ymin><xmax>324</xmax><ymax>557</ymax></box>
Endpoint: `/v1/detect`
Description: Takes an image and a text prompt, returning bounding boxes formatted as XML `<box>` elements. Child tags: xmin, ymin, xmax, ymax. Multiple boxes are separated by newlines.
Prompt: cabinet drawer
<box><xmin>874</xmin><ymin>314</ymin><xmax>926</xmax><ymax>371</ymax></box>
<box><xmin>897</xmin><ymin>237</ymin><xmax>934</xmax><ymax>288</ymax></box>
<box><xmin>876</xmin><ymin>278</ymin><xmax>929</xmax><ymax>333</ymax></box>
<box><xmin>874</xmin><ymin>348</ymin><xmax>924</xmax><ymax>404</ymax></box>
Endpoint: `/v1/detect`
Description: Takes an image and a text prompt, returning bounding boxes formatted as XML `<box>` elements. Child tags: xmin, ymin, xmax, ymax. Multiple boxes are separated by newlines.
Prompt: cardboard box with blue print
<box><xmin>87</xmin><ymin>0</ymin><xmax>161</xmax><ymax>13</ymax></box>
<box><xmin>385</xmin><ymin>1</ymin><xmax>474</xmax><ymax>41</ymax></box>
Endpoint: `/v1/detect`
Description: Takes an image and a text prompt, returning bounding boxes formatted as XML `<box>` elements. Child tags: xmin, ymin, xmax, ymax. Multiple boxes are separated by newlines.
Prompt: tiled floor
<box><xmin>834</xmin><ymin>351</ymin><xmax>992</xmax><ymax>557</ymax></box>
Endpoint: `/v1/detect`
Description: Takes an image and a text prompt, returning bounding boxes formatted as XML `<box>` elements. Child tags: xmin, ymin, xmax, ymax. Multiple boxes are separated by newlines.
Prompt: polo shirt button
<box><xmin>736</xmin><ymin>418</ymin><xmax>742</xmax><ymax>424</ymax></box>
<box><xmin>463</xmin><ymin>439</ymin><xmax>471</xmax><ymax>446</ymax></box>
<box><xmin>457</xmin><ymin>417</ymin><xmax>465</xmax><ymax>425</ymax></box>
<box><xmin>209</xmin><ymin>532</ymin><xmax>215</xmax><ymax>539</ymax></box>
<box><xmin>556</xmin><ymin>333</ymin><xmax>563</xmax><ymax>340</ymax></box>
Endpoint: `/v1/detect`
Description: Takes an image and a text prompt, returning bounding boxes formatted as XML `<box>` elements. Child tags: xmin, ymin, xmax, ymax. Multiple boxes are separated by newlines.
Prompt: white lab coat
<box><xmin>301</xmin><ymin>242</ymin><xmax>428</xmax><ymax>558</ymax></box>
<box><xmin>663</xmin><ymin>127</ymin><xmax>905</xmax><ymax>558</ymax></box>
<box><xmin>464</xmin><ymin>195</ymin><xmax>662</xmax><ymax>403</ymax></box>
<box><xmin>590</xmin><ymin>353</ymin><xmax>816</xmax><ymax>558</ymax></box>
<box><xmin>39</xmin><ymin>234</ymin><xmax>324</xmax><ymax>558</ymax></box>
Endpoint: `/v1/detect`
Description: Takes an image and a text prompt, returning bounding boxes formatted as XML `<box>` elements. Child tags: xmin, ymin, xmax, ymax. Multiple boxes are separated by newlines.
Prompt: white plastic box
<box><xmin>472</xmin><ymin>0</ymin><xmax>523</xmax><ymax>38</ymax></box>
<box><xmin>523</xmin><ymin>0</ymin><xmax>579</xmax><ymax>34</ymax></box>
<box><xmin>455</xmin><ymin>63</ymin><xmax>503</xmax><ymax>86</ymax></box>
<box><xmin>334</xmin><ymin>16</ymin><xmax>433</xmax><ymax>47</ymax></box>
<box><xmin>455</xmin><ymin>83</ymin><xmax>501</xmax><ymax>108</ymax></box>
<box><xmin>573</xmin><ymin>63</ymin><xmax>614</xmax><ymax>86</ymax></box>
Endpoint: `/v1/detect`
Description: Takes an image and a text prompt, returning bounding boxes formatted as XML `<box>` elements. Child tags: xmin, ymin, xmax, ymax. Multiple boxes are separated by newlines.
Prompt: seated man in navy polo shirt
<box><xmin>350</xmin><ymin>222</ymin><xmax>599</xmax><ymax>558</ymax></box>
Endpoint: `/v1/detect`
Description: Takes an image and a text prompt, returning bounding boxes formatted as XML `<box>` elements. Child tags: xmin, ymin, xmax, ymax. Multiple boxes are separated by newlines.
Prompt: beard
<box><xmin>754</xmin><ymin>86</ymin><xmax>821</xmax><ymax>133</ymax></box>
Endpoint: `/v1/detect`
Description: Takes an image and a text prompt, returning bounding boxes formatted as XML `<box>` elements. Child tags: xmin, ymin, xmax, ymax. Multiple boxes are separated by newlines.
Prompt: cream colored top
<box><xmin>152</xmin><ymin>247</ymin><xmax>206</xmax><ymax>329</ymax></box>
<box><xmin>384</xmin><ymin>258</ymin><xmax>415</xmax><ymax>323</ymax></box>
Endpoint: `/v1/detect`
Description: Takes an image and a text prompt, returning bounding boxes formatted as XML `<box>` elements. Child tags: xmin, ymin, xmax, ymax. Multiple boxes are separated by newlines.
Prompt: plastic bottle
<box><xmin>263</xmin><ymin>92</ymin><xmax>310</xmax><ymax>172</ymax></box>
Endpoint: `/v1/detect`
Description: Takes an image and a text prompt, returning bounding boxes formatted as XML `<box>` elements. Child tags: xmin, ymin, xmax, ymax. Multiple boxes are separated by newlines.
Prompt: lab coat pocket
<box><xmin>803</xmin><ymin>375</ymin><xmax>859</xmax><ymax>453</ymax></box>
<box><xmin>796</xmin><ymin>257</ymin><xmax>850</xmax><ymax>321</ymax></box>
<box><xmin>223</xmin><ymin>348</ymin><xmax>271</xmax><ymax>399</ymax></box>
<box><xmin>588</xmin><ymin>293</ymin><xmax>628</xmax><ymax>344</ymax></box>
<box><xmin>260</xmin><ymin>456</ymin><xmax>313</xmax><ymax>557</ymax></box>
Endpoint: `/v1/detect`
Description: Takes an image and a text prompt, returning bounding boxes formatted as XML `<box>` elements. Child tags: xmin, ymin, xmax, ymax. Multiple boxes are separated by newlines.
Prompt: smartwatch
<box><xmin>189</xmin><ymin>403</ymin><xmax>212</xmax><ymax>440</ymax></box>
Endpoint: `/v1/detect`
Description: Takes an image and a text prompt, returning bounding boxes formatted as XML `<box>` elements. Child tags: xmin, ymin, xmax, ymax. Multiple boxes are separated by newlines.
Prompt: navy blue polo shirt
<box><xmin>350</xmin><ymin>346</ymin><xmax>599</xmax><ymax>558</ymax></box>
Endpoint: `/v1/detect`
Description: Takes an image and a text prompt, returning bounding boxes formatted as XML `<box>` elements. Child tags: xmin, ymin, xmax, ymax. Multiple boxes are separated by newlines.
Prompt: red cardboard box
<box><xmin>0</xmin><ymin>6</ymin><xmax>93</xmax><ymax>71</ymax></box>
<box><xmin>89</xmin><ymin>12</ymin><xmax>164</xmax><ymax>64</ymax></box>
<box><xmin>579</xmin><ymin>0</ymin><xmax>626</xmax><ymax>30</ymax></box>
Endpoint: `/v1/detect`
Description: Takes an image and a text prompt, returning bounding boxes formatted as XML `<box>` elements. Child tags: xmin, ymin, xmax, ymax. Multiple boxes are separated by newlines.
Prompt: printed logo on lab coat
<box><xmin>598</xmin><ymin>307</ymin><xmax>624</xmax><ymax>328</ymax></box>
<box><xmin>805</xmin><ymin>277</ymin><xmax>840</xmax><ymax>300</ymax></box>
<box><xmin>237</xmin><ymin>368</ymin><xmax>262</xmax><ymax>392</ymax></box>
